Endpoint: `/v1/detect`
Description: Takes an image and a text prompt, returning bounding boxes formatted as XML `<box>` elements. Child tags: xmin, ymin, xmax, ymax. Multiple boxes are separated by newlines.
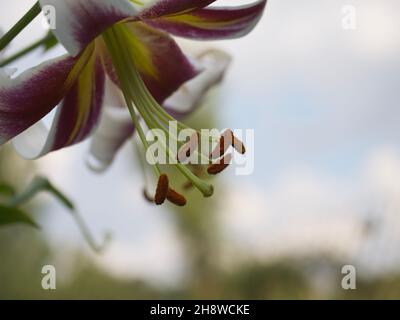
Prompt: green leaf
<box><xmin>0</xmin><ymin>204</ymin><xmax>39</xmax><ymax>228</ymax></box>
<box><xmin>0</xmin><ymin>183</ymin><xmax>16</xmax><ymax>197</ymax></box>
<box><xmin>8</xmin><ymin>176</ymin><xmax>75</xmax><ymax>210</ymax></box>
<box><xmin>7</xmin><ymin>176</ymin><xmax>110</xmax><ymax>253</ymax></box>
<box><xmin>42</xmin><ymin>32</ymin><xmax>58</xmax><ymax>52</ymax></box>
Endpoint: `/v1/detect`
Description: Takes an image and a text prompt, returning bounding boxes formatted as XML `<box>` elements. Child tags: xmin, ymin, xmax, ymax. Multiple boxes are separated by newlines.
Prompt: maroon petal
<box><xmin>104</xmin><ymin>22</ymin><xmax>201</xmax><ymax>103</ymax></box>
<box><xmin>11</xmin><ymin>47</ymin><xmax>106</xmax><ymax>159</ymax></box>
<box><xmin>139</xmin><ymin>0</ymin><xmax>217</xmax><ymax>19</ymax></box>
<box><xmin>146</xmin><ymin>0</ymin><xmax>267</xmax><ymax>40</ymax></box>
<box><xmin>39</xmin><ymin>0</ymin><xmax>138</xmax><ymax>56</ymax></box>
<box><xmin>39</xmin><ymin>0</ymin><xmax>218</xmax><ymax>56</ymax></box>
<box><xmin>0</xmin><ymin>56</ymin><xmax>78</xmax><ymax>146</ymax></box>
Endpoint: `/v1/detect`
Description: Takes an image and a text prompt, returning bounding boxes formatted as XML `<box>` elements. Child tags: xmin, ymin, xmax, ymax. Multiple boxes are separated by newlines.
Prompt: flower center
<box><xmin>102</xmin><ymin>25</ymin><xmax>245</xmax><ymax>206</ymax></box>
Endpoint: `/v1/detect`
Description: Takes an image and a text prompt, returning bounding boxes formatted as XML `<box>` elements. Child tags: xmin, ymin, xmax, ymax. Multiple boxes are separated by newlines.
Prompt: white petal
<box><xmin>39</xmin><ymin>0</ymin><xmax>139</xmax><ymax>56</ymax></box>
<box><xmin>86</xmin><ymin>78</ymin><xmax>134</xmax><ymax>172</ymax></box>
<box><xmin>12</xmin><ymin>120</ymin><xmax>54</xmax><ymax>159</ymax></box>
<box><xmin>163</xmin><ymin>49</ymin><xmax>232</xmax><ymax>116</ymax></box>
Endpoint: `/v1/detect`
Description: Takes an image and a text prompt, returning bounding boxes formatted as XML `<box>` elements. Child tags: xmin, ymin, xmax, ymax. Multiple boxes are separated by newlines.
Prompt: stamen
<box><xmin>177</xmin><ymin>132</ymin><xmax>199</xmax><ymax>162</ymax></box>
<box><xmin>207</xmin><ymin>153</ymin><xmax>233</xmax><ymax>175</ymax></box>
<box><xmin>104</xmin><ymin>26</ymin><xmax>214</xmax><ymax>199</ymax></box>
<box><xmin>155</xmin><ymin>174</ymin><xmax>169</xmax><ymax>205</ymax></box>
<box><xmin>210</xmin><ymin>129</ymin><xmax>246</xmax><ymax>159</ymax></box>
<box><xmin>166</xmin><ymin>189</ymin><xmax>187</xmax><ymax>207</ymax></box>
<box><xmin>232</xmin><ymin>133</ymin><xmax>246</xmax><ymax>155</ymax></box>
<box><xmin>210</xmin><ymin>129</ymin><xmax>231</xmax><ymax>159</ymax></box>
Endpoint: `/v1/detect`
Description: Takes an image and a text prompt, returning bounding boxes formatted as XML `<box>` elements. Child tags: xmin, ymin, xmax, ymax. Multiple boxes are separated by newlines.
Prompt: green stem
<box><xmin>7</xmin><ymin>176</ymin><xmax>76</xmax><ymax>211</ymax></box>
<box><xmin>0</xmin><ymin>2</ymin><xmax>41</xmax><ymax>52</ymax></box>
<box><xmin>0</xmin><ymin>33</ymin><xmax>53</xmax><ymax>67</ymax></box>
<box><xmin>70</xmin><ymin>210</ymin><xmax>111</xmax><ymax>254</ymax></box>
<box><xmin>8</xmin><ymin>176</ymin><xmax>110</xmax><ymax>253</ymax></box>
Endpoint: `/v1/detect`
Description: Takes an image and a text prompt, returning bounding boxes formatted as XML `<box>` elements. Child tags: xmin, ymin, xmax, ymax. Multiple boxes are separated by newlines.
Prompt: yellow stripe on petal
<box><xmin>117</xmin><ymin>23</ymin><xmax>158</xmax><ymax>79</ymax></box>
<box><xmin>163</xmin><ymin>13</ymin><xmax>246</xmax><ymax>30</ymax></box>
<box><xmin>130</xmin><ymin>0</ymin><xmax>144</xmax><ymax>5</ymax></box>
<box><xmin>101</xmin><ymin>21</ymin><xmax>199</xmax><ymax>103</ymax></box>
<box><xmin>144</xmin><ymin>1</ymin><xmax>267</xmax><ymax>41</ymax></box>
<box><xmin>67</xmin><ymin>45</ymin><xmax>98</xmax><ymax>144</ymax></box>
<box><xmin>64</xmin><ymin>44</ymin><xmax>96</xmax><ymax>93</ymax></box>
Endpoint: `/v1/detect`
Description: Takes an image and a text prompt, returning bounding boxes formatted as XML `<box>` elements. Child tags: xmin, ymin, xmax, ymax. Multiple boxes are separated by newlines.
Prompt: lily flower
<box><xmin>0</xmin><ymin>0</ymin><xmax>267</xmax><ymax>206</ymax></box>
<box><xmin>88</xmin><ymin>49</ymin><xmax>232</xmax><ymax>173</ymax></box>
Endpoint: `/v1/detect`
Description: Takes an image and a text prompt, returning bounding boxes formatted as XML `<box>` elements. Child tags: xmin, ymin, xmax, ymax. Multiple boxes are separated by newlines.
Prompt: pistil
<box><xmin>103</xmin><ymin>26</ymin><xmax>215</xmax><ymax>205</ymax></box>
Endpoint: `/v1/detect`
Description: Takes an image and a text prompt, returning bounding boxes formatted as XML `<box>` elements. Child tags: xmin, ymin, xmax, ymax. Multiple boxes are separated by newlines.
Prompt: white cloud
<box><xmin>220</xmin><ymin>173</ymin><xmax>362</xmax><ymax>260</ymax></box>
<box><xmin>220</xmin><ymin>145</ymin><xmax>400</xmax><ymax>275</ymax></box>
<box><xmin>92</xmin><ymin>236</ymin><xmax>186</xmax><ymax>287</ymax></box>
<box><xmin>354</xmin><ymin>1</ymin><xmax>400</xmax><ymax>57</ymax></box>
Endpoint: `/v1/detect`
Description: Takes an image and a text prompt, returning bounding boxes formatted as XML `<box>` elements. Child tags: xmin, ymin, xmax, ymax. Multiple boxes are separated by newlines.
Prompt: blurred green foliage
<box><xmin>2</xmin><ymin>226</ymin><xmax>400</xmax><ymax>300</ymax></box>
<box><xmin>2</xmin><ymin>98</ymin><xmax>400</xmax><ymax>300</ymax></box>
<box><xmin>0</xmin><ymin>145</ymin><xmax>39</xmax><ymax>228</ymax></box>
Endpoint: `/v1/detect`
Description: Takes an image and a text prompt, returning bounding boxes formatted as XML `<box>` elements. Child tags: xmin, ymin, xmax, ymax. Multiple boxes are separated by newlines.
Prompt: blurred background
<box><xmin>1</xmin><ymin>0</ymin><xmax>400</xmax><ymax>299</ymax></box>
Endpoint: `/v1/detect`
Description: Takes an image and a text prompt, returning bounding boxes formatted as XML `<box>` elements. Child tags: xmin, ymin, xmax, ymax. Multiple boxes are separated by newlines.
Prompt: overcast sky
<box><xmin>2</xmin><ymin>0</ymin><xmax>400</xmax><ymax>284</ymax></box>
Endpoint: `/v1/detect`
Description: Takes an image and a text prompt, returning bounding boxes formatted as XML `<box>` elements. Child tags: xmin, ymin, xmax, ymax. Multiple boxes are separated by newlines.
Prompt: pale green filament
<box><xmin>116</xmin><ymin>25</ymin><xmax>220</xmax><ymax>146</ymax></box>
<box><xmin>103</xmin><ymin>30</ymin><xmax>161</xmax><ymax>177</ymax></box>
<box><xmin>113</xmin><ymin>25</ymin><xmax>214</xmax><ymax>166</ymax></box>
<box><xmin>103</xmin><ymin>27</ymin><xmax>214</xmax><ymax>197</ymax></box>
